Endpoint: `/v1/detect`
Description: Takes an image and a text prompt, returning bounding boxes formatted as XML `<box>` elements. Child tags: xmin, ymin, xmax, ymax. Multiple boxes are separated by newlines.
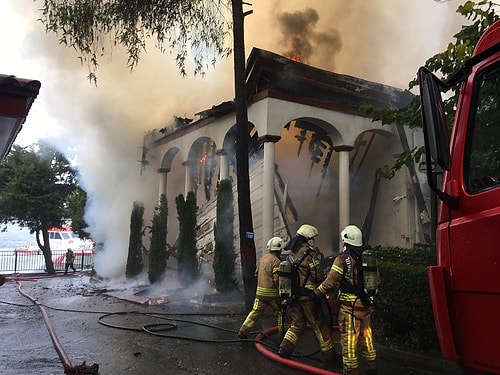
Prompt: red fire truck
<box><xmin>419</xmin><ymin>20</ymin><xmax>500</xmax><ymax>374</ymax></box>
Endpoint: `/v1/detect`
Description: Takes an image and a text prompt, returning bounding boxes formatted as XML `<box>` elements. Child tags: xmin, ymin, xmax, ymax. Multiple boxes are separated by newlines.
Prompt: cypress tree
<box><xmin>176</xmin><ymin>191</ymin><xmax>199</xmax><ymax>286</ymax></box>
<box><xmin>148</xmin><ymin>194</ymin><xmax>168</xmax><ymax>284</ymax></box>
<box><xmin>126</xmin><ymin>201</ymin><xmax>144</xmax><ymax>279</ymax></box>
<box><xmin>213</xmin><ymin>179</ymin><xmax>237</xmax><ymax>293</ymax></box>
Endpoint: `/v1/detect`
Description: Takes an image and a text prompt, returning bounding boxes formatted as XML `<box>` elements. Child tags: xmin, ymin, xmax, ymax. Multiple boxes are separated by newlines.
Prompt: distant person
<box><xmin>315</xmin><ymin>225</ymin><xmax>378</xmax><ymax>375</ymax></box>
<box><xmin>238</xmin><ymin>236</ymin><xmax>285</xmax><ymax>339</ymax></box>
<box><xmin>65</xmin><ymin>249</ymin><xmax>76</xmax><ymax>274</ymax></box>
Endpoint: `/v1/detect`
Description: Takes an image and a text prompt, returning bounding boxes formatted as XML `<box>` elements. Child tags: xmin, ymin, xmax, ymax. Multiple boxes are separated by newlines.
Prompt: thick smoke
<box><xmin>277</xmin><ymin>8</ymin><xmax>342</xmax><ymax>67</ymax></box>
<box><xmin>252</xmin><ymin>0</ymin><xmax>463</xmax><ymax>87</ymax></box>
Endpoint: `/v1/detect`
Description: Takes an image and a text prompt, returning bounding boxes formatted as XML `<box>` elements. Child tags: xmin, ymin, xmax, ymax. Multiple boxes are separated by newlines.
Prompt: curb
<box><xmin>376</xmin><ymin>343</ymin><xmax>464</xmax><ymax>375</ymax></box>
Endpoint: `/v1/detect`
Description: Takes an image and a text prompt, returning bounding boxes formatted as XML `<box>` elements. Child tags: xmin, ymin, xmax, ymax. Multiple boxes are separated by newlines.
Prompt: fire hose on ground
<box><xmin>255</xmin><ymin>325</ymin><xmax>342</xmax><ymax>375</ymax></box>
<box><xmin>96</xmin><ymin>311</ymin><xmax>343</xmax><ymax>375</ymax></box>
<box><xmin>15</xmin><ymin>281</ymin><xmax>99</xmax><ymax>374</ymax></box>
<box><xmin>98</xmin><ymin>310</ymin><xmax>343</xmax><ymax>375</ymax></box>
<box><xmin>8</xmin><ymin>277</ymin><xmax>341</xmax><ymax>375</ymax></box>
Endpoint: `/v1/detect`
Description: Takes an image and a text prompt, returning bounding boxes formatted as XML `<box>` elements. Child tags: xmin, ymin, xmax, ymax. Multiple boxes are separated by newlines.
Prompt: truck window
<box><xmin>465</xmin><ymin>63</ymin><xmax>500</xmax><ymax>193</ymax></box>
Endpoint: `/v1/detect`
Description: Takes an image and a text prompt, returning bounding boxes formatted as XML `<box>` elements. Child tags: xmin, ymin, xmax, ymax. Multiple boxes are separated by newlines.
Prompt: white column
<box><xmin>334</xmin><ymin>145</ymin><xmax>354</xmax><ymax>245</ymax></box>
<box><xmin>260</xmin><ymin>135</ymin><xmax>281</xmax><ymax>249</ymax></box>
<box><xmin>157</xmin><ymin>168</ymin><xmax>170</xmax><ymax>199</ymax></box>
<box><xmin>182</xmin><ymin>161</ymin><xmax>193</xmax><ymax>196</ymax></box>
<box><xmin>217</xmin><ymin>149</ymin><xmax>230</xmax><ymax>181</ymax></box>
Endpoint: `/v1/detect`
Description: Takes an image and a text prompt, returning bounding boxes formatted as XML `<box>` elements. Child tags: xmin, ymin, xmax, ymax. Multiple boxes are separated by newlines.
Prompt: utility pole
<box><xmin>231</xmin><ymin>0</ymin><xmax>256</xmax><ymax>312</ymax></box>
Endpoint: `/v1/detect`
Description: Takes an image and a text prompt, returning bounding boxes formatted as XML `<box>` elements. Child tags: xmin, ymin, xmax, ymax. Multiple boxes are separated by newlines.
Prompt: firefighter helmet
<box><xmin>296</xmin><ymin>224</ymin><xmax>319</xmax><ymax>240</ymax></box>
<box><xmin>341</xmin><ymin>225</ymin><xmax>363</xmax><ymax>247</ymax></box>
<box><xmin>266</xmin><ymin>237</ymin><xmax>284</xmax><ymax>253</ymax></box>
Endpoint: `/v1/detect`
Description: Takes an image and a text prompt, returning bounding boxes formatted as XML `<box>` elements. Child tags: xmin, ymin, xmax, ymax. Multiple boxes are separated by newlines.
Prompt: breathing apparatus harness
<box><xmin>339</xmin><ymin>244</ymin><xmax>378</xmax><ymax>307</ymax></box>
<box><xmin>277</xmin><ymin>238</ymin><xmax>339</xmax><ymax>338</ymax></box>
<box><xmin>278</xmin><ymin>238</ymin><xmax>322</xmax><ymax>306</ymax></box>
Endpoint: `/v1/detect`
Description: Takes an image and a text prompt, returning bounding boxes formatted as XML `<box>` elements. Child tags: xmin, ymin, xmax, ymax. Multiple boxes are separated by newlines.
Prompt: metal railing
<box><xmin>0</xmin><ymin>249</ymin><xmax>94</xmax><ymax>273</ymax></box>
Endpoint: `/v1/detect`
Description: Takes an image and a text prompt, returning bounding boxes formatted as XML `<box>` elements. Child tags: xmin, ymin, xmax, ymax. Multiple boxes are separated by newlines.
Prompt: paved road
<box><xmin>0</xmin><ymin>273</ymin><xmax>464</xmax><ymax>375</ymax></box>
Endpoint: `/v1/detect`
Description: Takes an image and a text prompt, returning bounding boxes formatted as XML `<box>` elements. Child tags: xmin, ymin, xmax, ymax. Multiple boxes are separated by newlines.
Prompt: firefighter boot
<box><xmin>365</xmin><ymin>359</ymin><xmax>377</xmax><ymax>374</ymax></box>
<box><xmin>322</xmin><ymin>347</ymin><xmax>337</xmax><ymax>362</ymax></box>
<box><xmin>343</xmin><ymin>366</ymin><xmax>360</xmax><ymax>375</ymax></box>
<box><xmin>237</xmin><ymin>327</ymin><xmax>248</xmax><ymax>339</ymax></box>
<box><xmin>278</xmin><ymin>339</ymin><xmax>294</xmax><ymax>359</ymax></box>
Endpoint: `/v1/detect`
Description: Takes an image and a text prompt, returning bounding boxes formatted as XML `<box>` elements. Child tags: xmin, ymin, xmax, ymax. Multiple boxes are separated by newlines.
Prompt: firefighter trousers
<box><xmin>339</xmin><ymin>303</ymin><xmax>377</xmax><ymax>375</ymax></box>
<box><xmin>238</xmin><ymin>296</ymin><xmax>283</xmax><ymax>337</ymax></box>
<box><xmin>279</xmin><ymin>298</ymin><xmax>336</xmax><ymax>361</ymax></box>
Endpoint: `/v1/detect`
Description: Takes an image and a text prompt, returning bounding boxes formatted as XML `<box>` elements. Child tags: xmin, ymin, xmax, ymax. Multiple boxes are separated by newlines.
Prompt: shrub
<box><xmin>213</xmin><ymin>179</ymin><xmax>237</xmax><ymax>293</ymax></box>
<box><xmin>148</xmin><ymin>194</ymin><xmax>168</xmax><ymax>284</ymax></box>
<box><xmin>176</xmin><ymin>191</ymin><xmax>199</xmax><ymax>286</ymax></box>
<box><xmin>126</xmin><ymin>201</ymin><xmax>144</xmax><ymax>279</ymax></box>
<box><xmin>371</xmin><ymin>245</ymin><xmax>441</xmax><ymax>354</ymax></box>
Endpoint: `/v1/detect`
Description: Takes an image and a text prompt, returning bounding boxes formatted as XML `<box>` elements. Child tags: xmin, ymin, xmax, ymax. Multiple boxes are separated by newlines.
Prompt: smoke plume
<box><xmin>1</xmin><ymin>0</ymin><xmax>463</xmax><ymax>279</ymax></box>
<box><xmin>276</xmin><ymin>8</ymin><xmax>342</xmax><ymax>66</ymax></box>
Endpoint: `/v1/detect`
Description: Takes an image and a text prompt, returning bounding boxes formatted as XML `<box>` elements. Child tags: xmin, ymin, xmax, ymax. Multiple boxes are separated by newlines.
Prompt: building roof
<box><xmin>245</xmin><ymin>47</ymin><xmax>414</xmax><ymax>116</ymax></box>
<box><xmin>0</xmin><ymin>74</ymin><xmax>41</xmax><ymax>162</ymax></box>
<box><xmin>150</xmin><ymin>47</ymin><xmax>414</xmax><ymax>146</ymax></box>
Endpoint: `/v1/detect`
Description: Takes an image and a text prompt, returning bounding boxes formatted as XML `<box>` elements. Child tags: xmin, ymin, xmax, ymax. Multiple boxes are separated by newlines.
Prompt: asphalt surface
<box><xmin>0</xmin><ymin>272</ymin><xmax>465</xmax><ymax>375</ymax></box>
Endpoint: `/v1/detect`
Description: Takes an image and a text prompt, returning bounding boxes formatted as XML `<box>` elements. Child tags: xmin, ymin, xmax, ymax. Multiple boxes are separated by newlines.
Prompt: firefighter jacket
<box><xmin>316</xmin><ymin>252</ymin><xmax>365</xmax><ymax>309</ymax></box>
<box><xmin>290</xmin><ymin>243</ymin><xmax>323</xmax><ymax>300</ymax></box>
<box><xmin>66</xmin><ymin>250</ymin><xmax>75</xmax><ymax>263</ymax></box>
<box><xmin>255</xmin><ymin>252</ymin><xmax>281</xmax><ymax>298</ymax></box>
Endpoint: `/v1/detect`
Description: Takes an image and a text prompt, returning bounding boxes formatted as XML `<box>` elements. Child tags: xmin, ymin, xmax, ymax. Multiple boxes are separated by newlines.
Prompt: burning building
<box><xmin>144</xmin><ymin>47</ymin><xmax>427</xmax><ymax>279</ymax></box>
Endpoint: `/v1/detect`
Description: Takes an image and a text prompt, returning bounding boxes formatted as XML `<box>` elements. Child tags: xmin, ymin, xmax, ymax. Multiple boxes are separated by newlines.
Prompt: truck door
<box><xmin>448</xmin><ymin>59</ymin><xmax>500</xmax><ymax>372</ymax></box>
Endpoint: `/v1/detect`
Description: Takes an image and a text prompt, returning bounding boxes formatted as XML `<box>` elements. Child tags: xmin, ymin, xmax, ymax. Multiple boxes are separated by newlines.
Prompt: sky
<box><xmin>0</xmin><ymin>0</ymin><xmax>464</xmax><ymax>278</ymax></box>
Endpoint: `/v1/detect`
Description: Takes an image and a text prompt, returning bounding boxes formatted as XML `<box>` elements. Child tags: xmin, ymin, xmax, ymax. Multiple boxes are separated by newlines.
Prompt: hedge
<box><xmin>371</xmin><ymin>245</ymin><xmax>441</xmax><ymax>355</ymax></box>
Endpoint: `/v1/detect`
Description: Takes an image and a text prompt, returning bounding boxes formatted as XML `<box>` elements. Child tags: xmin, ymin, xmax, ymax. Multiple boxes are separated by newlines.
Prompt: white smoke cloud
<box><xmin>1</xmin><ymin>0</ymin><xmax>464</xmax><ymax>278</ymax></box>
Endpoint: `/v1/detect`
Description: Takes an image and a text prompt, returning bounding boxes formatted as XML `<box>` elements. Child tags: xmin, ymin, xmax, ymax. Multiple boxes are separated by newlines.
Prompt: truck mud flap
<box><xmin>427</xmin><ymin>266</ymin><xmax>458</xmax><ymax>361</ymax></box>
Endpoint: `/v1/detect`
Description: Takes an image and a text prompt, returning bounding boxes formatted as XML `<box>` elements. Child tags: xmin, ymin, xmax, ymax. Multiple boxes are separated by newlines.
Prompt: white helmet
<box><xmin>296</xmin><ymin>224</ymin><xmax>318</xmax><ymax>240</ymax></box>
<box><xmin>266</xmin><ymin>237</ymin><xmax>284</xmax><ymax>252</ymax></box>
<box><xmin>341</xmin><ymin>225</ymin><xmax>363</xmax><ymax>247</ymax></box>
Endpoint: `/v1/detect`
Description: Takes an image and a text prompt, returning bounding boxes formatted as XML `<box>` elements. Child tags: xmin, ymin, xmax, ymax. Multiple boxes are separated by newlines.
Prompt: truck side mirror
<box><xmin>418</xmin><ymin>67</ymin><xmax>451</xmax><ymax>171</ymax></box>
<box><xmin>418</xmin><ymin>67</ymin><xmax>458</xmax><ymax>210</ymax></box>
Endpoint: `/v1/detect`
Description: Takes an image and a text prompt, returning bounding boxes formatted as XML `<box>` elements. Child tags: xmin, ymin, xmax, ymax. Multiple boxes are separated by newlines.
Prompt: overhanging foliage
<box><xmin>40</xmin><ymin>0</ymin><xmax>232</xmax><ymax>81</ymax></box>
<box><xmin>367</xmin><ymin>1</ymin><xmax>499</xmax><ymax>178</ymax></box>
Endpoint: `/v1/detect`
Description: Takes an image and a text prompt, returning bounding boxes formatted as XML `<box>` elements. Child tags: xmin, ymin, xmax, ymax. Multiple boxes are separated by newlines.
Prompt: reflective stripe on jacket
<box><xmin>318</xmin><ymin>252</ymin><xmax>367</xmax><ymax>308</ymax></box>
<box><xmin>255</xmin><ymin>252</ymin><xmax>280</xmax><ymax>298</ymax></box>
<box><xmin>290</xmin><ymin>244</ymin><xmax>323</xmax><ymax>295</ymax></box>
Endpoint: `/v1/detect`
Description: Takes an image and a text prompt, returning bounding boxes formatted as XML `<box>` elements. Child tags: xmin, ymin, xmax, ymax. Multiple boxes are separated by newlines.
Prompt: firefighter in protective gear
<box><xmin>238</xmin><ymin>236</ymin><xmax>285</xmax><ymax>339</ymax></box>
<box><xmin>278</xmin><ymin>225</ymin><xmax>337</xmax><ymax>362</ymax></box>
<box><xmin>315</xmin><ymin>225</ymin><xmax>378</xmax><ymax>375</ymax></box>
<box><xmin>65</xmin><ymin>249</ymin><xmax>76</xmax><ymax>274</ymax></box>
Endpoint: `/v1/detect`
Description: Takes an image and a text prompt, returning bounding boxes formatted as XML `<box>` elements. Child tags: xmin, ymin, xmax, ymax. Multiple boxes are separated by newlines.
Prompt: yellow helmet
<box><xmin>341</xmin><ymin>225</ymin><xmax>363</xmax><ymax>247</ymax></box>
<box><xmin>296</xmin><ymin>224</ymin><xmax>318</xmax><ymax>240</ymax></box>
<box><xmin>266</xmin><ymin>237</ymin><xmax>284</xmax><ymax>252</ymax></box>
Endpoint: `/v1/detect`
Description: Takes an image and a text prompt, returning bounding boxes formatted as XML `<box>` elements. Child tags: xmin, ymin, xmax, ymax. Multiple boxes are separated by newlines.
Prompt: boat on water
<box><xmin>15</xmin><ymin>226</ymin><xmax>94</xmax><ymax>254</ymax></box>
<box><xmin>5</xmin><ymin>227</ymin><xmax>95</xmax><ymax>272</ymax></box>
